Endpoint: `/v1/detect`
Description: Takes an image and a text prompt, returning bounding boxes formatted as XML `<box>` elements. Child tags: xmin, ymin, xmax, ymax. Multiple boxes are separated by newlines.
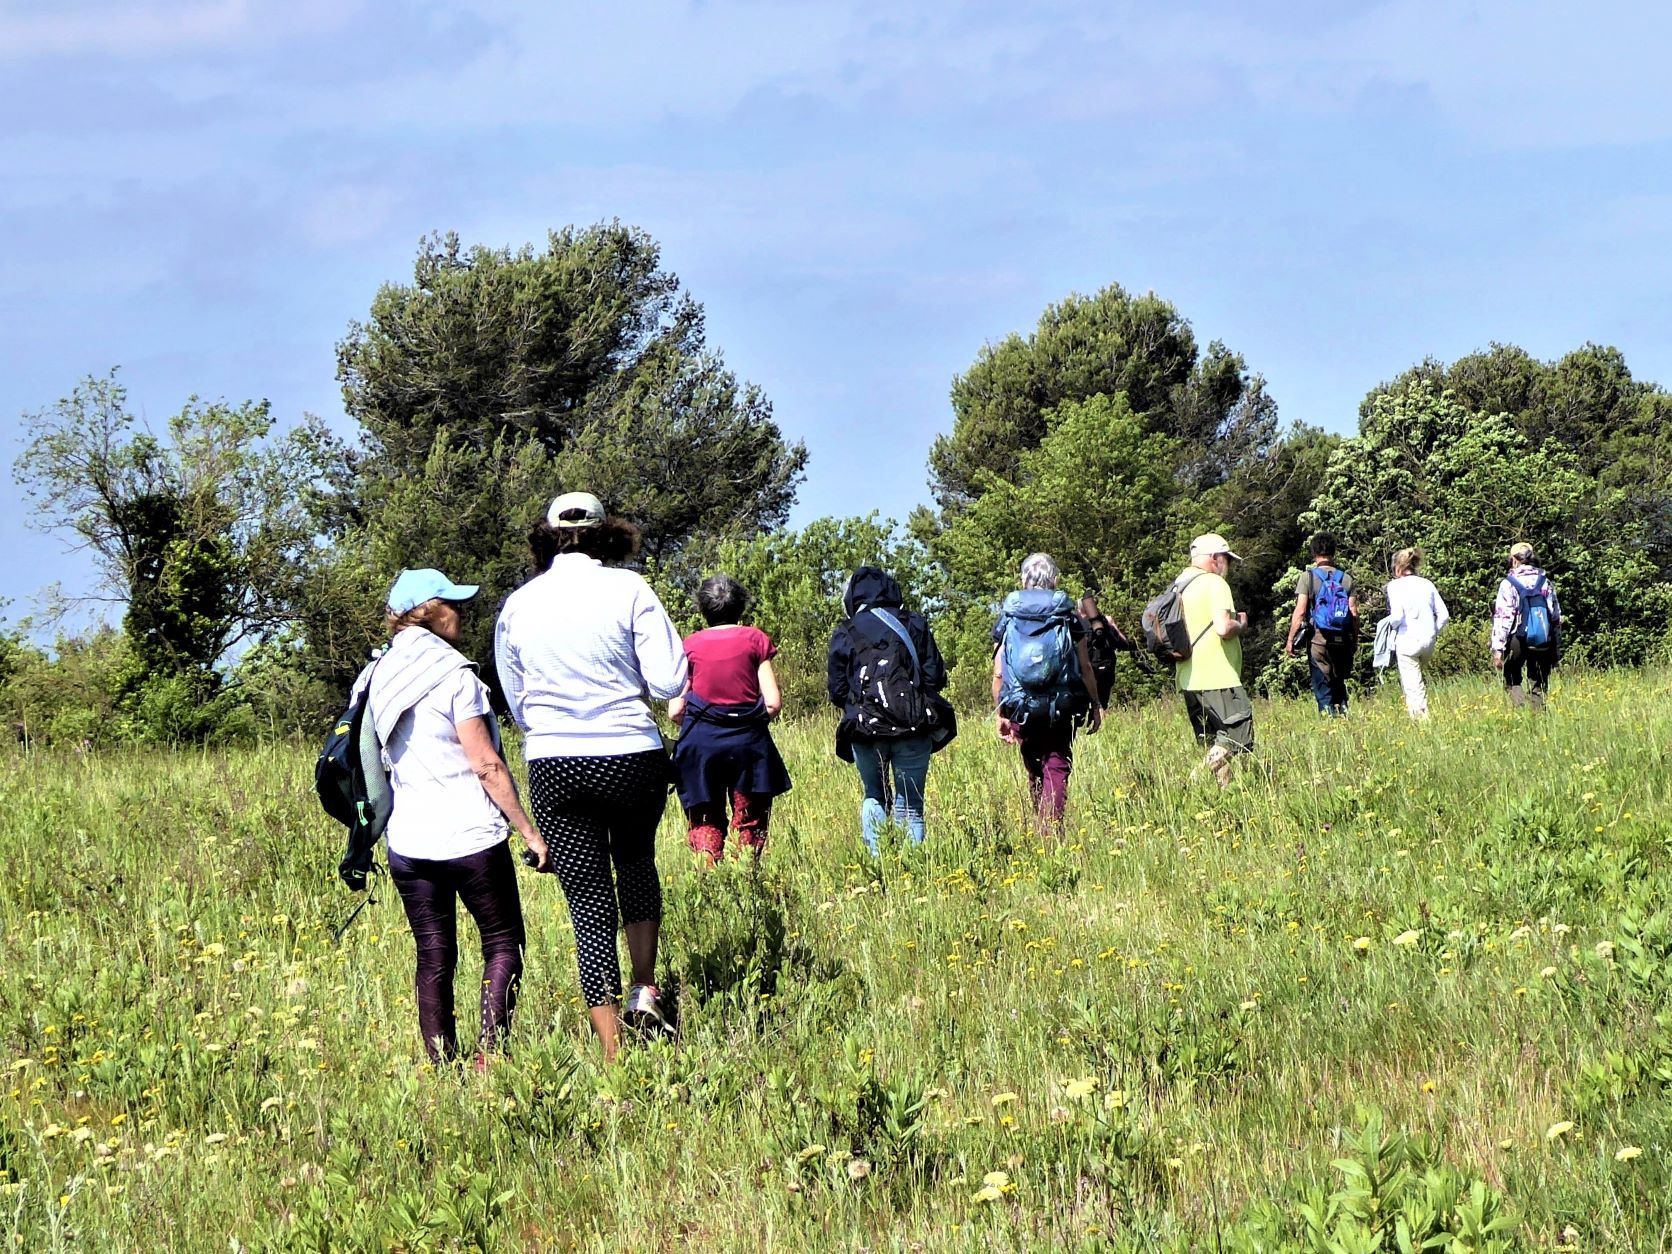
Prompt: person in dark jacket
<box><xmin>1078</xmin><ymin>593</ymin><xmax>1136</xmax><ymax>708</ymax></box>
<box><xmin>827</xmin><ymin>566</ymin><xmax>954</xmax><ymax>855</ymax></box>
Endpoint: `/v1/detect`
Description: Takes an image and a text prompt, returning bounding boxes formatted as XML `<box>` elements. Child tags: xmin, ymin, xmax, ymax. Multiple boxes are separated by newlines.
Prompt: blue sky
<box><xmin>4</xmin><ymin>0</ymin><xmax>1671</xmax><ymax>632</ymax></box>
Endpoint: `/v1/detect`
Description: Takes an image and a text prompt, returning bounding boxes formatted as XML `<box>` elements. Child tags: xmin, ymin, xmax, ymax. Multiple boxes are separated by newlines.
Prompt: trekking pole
<box><xmin>331</xmin><ymin>866</ymin><xmax>381</xmax><ymax>944</ymax></box>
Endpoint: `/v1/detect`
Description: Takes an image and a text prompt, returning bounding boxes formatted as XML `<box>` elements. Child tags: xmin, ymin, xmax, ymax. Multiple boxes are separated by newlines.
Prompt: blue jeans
<box><xmin>851</xmin><ymin>733</ymin><xmax>933</xmax><ymax>854</ymax></box>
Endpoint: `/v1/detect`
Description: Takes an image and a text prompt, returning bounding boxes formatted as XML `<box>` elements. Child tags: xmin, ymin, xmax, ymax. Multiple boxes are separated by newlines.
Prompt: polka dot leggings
<box><xmin>528</xmin><ymin>750</ymin><xmax>668</xmax><ymax>1008</ymax></box>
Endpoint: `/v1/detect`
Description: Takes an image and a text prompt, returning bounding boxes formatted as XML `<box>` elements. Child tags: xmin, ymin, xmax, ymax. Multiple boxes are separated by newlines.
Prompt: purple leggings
<box><xmin>1019</xmin><ymin>721</ymin><xmax>1075</xmax><ymax>828</ymax></box>
<box><xmin>387</xmin><ymin>841</ymin><xmax>526</xmax><ymax>1063</ymax></box>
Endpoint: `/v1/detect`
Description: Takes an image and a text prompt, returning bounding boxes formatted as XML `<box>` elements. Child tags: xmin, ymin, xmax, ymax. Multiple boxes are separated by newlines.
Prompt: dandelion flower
<box><xmin>1392</xmin><ymin>930</ymin><xmax>1420</xmax><ymax>946</ymax></box>
<box><xmin>1352</xmin><ymin>936</ymin><xmax>1372</xmax><ymax>953</ymax></box>
<box><xmin>1064</xmin><ymin>1077</ymin><xmax>1096</xmax><ymax>1102</ymax></box>
<box><xmin>973</xmin><ymin>1185</ymin><xmax>1004</xmax><ymax>1203</ymax></box>
<box><xmin>1545</xmin><ymin>1120</ymin><xmax>1575</xmax><ymax>1141</ymax></box>
<box><xmin>204</xmin><ymin>1132</ymin><xmax>228</xmax><ymax>1145</ymax></box>
<box><xmin>991</xmin><ymin>1092</ymin><xmax>1018</xmax><ymax>1107</ymax></box>
<box><xmin>797</xmin><ymin>1145</ymin><xmax>825</xmax><ymax>1163</ymax></box>
<box><xmin>1616</xmin><ymin>1146</ymin><xmax>1642</xmax><ymax>1162</ymax></box>
<box><xmin>846</xmin><ymin>1159</ymin><xmax>871</xmax><ymax>1180</ymax></box>
<box><xmin>1594</xmin><ymin>941</ymin><xmax>1615</xmax><ymax>960</ymax></box>
<box><xmin>982</xmin><ymin>1170</ymin><xmax>1010</xmax><ymax>1189</ymax></box>
<box><xmin>1540</xmin><ymin>965</ymin><xmax>1558</xmax><ymax>979</ymax></box>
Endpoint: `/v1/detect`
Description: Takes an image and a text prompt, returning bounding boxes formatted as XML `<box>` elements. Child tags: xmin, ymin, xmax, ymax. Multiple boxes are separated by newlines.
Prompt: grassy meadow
<box><xmin>3</xmin><ymin>667</ymin><xmax>1671</xmax><ymax>1251</ymax></box>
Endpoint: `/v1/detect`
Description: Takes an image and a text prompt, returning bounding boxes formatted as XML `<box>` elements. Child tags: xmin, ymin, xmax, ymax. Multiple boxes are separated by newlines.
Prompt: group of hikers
<box><xmin>331</xmin><ymin>491</ymin><xmax>1565</xmax><ymax>1065</ymax></box>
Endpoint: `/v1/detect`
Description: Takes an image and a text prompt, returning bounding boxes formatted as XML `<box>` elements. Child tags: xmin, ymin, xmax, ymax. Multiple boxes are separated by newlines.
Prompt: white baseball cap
<box><xmin>547</xmin><ymin>492</ymin><xmax>605</xmax><ymax>528</ymax></box>
<box><xmin>1189</xmin><ymin>533</ymin><xmax>1241</xmax><ymax>561</ymax></box>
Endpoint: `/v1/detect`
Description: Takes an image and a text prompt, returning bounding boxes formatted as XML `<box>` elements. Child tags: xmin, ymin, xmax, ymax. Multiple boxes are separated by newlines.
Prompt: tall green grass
<box><xmin>2</xmin><ymin>669</ymin><xmax>1670</xmax><ymax>1250</ymax></box>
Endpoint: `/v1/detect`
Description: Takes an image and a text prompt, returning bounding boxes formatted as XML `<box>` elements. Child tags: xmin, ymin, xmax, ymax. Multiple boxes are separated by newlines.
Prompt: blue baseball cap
<box><xmin>386</xmin><ymin>568</ymin><xmax>480</xmax><ymax>616</ymax></box>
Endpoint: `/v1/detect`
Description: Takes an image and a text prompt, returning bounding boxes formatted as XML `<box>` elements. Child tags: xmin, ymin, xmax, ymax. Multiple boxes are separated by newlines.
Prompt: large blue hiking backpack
<box><xmin>1513</xmin><ymin>574</ymin><xmax>1554</xmax><ymax>648</ymax></box>
<box><xmin>1309</xmin><ymin>566</ymin><xmax>1352</xmax><ymax>633</ymax></box>
<box><xmin>997</xmin><ymin>589</ymin><xmax>1086</xmax><ymax>728</ymax></box>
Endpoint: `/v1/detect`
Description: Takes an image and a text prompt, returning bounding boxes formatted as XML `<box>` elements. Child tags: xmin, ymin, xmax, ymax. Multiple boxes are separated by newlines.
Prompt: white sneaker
<box><xmin>623</xmin><ymin>983</ymin><xmax>670</xmax><ymax>1036</ymax></box>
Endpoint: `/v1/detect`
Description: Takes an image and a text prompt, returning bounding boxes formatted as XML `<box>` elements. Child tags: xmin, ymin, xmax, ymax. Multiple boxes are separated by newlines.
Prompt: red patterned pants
<box><xmin>686</xmin><ymin>792</ymin><xmax>772</xmax><ymax>862</ymax></box>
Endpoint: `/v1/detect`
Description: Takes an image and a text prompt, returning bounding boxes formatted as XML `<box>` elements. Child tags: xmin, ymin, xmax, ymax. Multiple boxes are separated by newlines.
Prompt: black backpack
<box><xmin>314</xmin><ymin>661</ymin><xmax>392</xmax><ymax>891</ymax></box>
<box><xmin>1141</xmin><ymin>570</ymin><xmax>1211</xmax><ymax>663</ymax></box>
<box><xmin>1083</xmin><ymin>618</ymin><xmax>1118</xmax><ymax>674</ymax></box>
<box><xmin>849</xmin><ymin>608</ymin><xmax>928</xmax><ymax>737</ymax></box>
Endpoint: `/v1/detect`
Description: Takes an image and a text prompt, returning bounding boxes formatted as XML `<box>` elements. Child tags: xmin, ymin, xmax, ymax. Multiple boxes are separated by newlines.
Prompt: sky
<box><xmin>4</xmin><ymin>0</ymin><xmax>1672</xmax><ymax>633</ymax></box>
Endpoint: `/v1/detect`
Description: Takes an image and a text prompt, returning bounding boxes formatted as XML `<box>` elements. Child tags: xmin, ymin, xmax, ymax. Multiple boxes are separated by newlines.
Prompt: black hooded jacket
<box><xmin>827</xmin><ymin>567</ymin><xmax>949</xmax><ymax>750</ymax></box>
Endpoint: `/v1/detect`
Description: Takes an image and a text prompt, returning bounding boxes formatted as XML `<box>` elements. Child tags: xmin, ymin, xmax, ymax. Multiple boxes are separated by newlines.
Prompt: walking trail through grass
<box><xmin>3</xmin><ymin>669</ymin><xmax>1669</xmax><ymax>1250</ymax></box>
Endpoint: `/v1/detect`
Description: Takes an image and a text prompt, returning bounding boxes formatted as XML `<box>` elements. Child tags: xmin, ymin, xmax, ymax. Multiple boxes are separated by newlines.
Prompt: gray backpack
<box><xmin>1141</xmin><ymin>570</ymin><xmax>1212</xmax><ymax>663</ymax></box>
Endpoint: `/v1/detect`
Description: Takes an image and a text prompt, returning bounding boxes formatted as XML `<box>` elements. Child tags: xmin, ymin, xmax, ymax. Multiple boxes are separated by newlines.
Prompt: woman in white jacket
<box><xmin>495</xmin><ymin>493</ymin><xmax>688</xmax><ymax>1062</ymax></box>
<box><xmin>1383</xmin><ymin>547</ymin><xmax>1450</xmax><ymax>718</ymax></box>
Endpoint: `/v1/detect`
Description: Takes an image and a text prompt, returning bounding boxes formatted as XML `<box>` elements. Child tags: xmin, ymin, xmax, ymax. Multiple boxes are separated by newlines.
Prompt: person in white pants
<box><xmin>1383</xmin><ymin>547</ymin><xmax>1450</xmax><ymax>718</ymax></box>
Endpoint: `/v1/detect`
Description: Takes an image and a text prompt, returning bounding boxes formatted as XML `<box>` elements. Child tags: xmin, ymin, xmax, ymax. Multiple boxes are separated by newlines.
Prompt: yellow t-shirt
<box><xmin>1176</xmin><ymin>568</ymin><xmax>1243</xmax><ymax>692</ymax></box>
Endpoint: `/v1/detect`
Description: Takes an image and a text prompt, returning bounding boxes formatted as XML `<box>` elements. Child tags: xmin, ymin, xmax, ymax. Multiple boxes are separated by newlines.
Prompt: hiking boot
<box><xmin>1204</xmin><ymin>745</ymin><xmax>1234</xmax><ymax>788</ymax></box>
<box><xmin>623</xmin><ymin>983</ymin><xmax>671</xmax><ymax>1037</ymax></box>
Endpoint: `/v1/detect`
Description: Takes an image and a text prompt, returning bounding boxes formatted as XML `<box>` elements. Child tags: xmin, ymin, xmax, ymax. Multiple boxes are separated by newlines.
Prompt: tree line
<box><xmin>6</xmin><ymin>223</ymin><xmax>1670</xmax><ymax>743</ymax></box>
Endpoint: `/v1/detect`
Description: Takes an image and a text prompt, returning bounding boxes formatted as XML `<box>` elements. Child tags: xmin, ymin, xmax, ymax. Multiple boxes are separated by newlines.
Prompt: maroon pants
<box><xmin>1018</xmin><ymin>722</ymin><xmax>1075</xmax><ymax>829</ymax></box>
<box><xmin>686</xmin><ymin>792</ymin><xmax>772</xmax><ymax>861</ymax></box>
<box><xmin>387</xmin><ymin>842</ymin><xmax>525</xmax><ymax>1064</ymax></box>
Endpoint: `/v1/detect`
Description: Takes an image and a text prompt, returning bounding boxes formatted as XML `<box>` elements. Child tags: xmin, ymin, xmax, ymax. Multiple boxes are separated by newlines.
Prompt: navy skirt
<box><xmin>672</xmin><ymin>697</ymin><xmax>792</xmax><ymax>809</ymax></box>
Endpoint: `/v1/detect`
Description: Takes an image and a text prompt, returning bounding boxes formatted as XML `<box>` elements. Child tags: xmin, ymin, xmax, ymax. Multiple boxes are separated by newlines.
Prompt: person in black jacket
<box><xmin>1078</xmin><ymin>593</ymin><xmax>1136</xmax><ymax>709</ymax></box>
<box><xmin>827</xmin><ymin>566</ymin><xmax>954</xmax><ymax>855</ymax></box>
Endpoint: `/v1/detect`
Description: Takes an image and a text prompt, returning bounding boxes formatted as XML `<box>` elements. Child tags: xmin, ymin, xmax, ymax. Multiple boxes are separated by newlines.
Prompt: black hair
<box><xmin>1310</xmin><ymin>532</ymin><xmax>1338</xmax><ymax>560</ymax></box>
<box><xmin>697</xmin><ymin>574</ymin><xmax>749</xmax><ymax>626</ymax></box>
<box><xmin>528</xmin><ymin>516</ymin><xmax>641</xmax><ymax>575</ymax></box>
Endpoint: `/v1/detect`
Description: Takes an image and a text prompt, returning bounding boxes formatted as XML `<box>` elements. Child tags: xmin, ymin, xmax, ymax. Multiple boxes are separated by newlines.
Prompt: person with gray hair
<box><xmin>992</xmin><ymin>553</ymin><xmax>1104</xmax><ymax>831</ymax></box>
<box><xmin>1020</xmin><ymin>552</ymin><xmax>1059</xmax><ymax>590</ymax></box>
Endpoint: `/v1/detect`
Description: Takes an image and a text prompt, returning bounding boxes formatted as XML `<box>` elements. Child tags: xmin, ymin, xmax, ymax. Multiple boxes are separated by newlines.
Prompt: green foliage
<box><xmin>12</xmin><ymin>371</ymin><xmax>341</xmax><ymax>727</ymax></box>
<box><xmin>927</xmin><ymin>284</ymin><xmax>1274</xmax><ymax>511</ymax></box>
<box><xmin>337</xmin><ymin>227</ymin><xmax>805</xmax><ymax>574</ymax></box>
<box><xmin>1225</xmin><ymin>1111</ymin><xmax>1515</xmax><ymax>1253</ymax></box>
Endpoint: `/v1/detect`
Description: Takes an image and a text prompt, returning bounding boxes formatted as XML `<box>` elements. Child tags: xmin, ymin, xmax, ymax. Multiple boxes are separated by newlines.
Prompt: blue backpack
<box><xmin>1513</xmin><ymin>574</ymin><xmax>1554</xmax><ymax>648</ymax></box>
<box><xmin>997</xmin><ymin>589</ymin><xmax>1086</xmax><ymax>728</ymax></box>
<box><xmin>1309</xmin><ymin>566</ymin><xmax>1352</xmax><ymax>633</ymax></box>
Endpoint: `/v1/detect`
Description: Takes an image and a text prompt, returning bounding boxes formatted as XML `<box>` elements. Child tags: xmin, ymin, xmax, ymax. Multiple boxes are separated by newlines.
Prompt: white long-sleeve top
<box><xmin>1383</xmin><ymin>574</ymin><xmax>1451</xmax><ymax>656</ymax></box>
<box><xmin>494</xmin><ymin>554</ymin><xmax>688</xmax><ymax>759</ymax></box>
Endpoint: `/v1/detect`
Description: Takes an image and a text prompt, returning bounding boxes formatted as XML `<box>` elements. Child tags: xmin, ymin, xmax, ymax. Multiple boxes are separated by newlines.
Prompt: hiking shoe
<box><xmin>623</xmin><ymin>983</ymin><xmax>671</xmax><ymax>1037</ymax></box>
<box><xmin>1204</xmin><ymin>745</ymin><xmax>1234</xmax><ymax>788</ymax></box>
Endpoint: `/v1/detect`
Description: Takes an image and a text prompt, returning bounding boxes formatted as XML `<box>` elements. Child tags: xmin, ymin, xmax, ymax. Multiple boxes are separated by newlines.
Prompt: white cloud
<box><xmin>0</xmin><ymin>0</ymin><xmax>354</xmax><ymax>60</ymax></box>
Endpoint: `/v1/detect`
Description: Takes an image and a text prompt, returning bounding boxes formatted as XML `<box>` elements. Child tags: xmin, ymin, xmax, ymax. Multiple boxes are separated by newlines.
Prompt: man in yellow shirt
<box><xmin>1177</xmin><ymin>533</ymin><xmax>1253</xmax><ymax>786</ymax></box>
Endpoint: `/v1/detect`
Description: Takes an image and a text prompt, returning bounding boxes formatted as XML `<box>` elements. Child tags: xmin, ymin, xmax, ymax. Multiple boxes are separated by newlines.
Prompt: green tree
<box><xmin>927</xmin><ymin>285</ymin><xmax>1275</xmax><ymax>511</ymax></box>
<box><xmin>337</xmin><ymin>227</ymin><xmax>806</xmax><ymax>569</ymax></box>
<box><xmin>13</xmin><ymin>371</ymin><xmax>334</xmax><ymax>682</ymax></box>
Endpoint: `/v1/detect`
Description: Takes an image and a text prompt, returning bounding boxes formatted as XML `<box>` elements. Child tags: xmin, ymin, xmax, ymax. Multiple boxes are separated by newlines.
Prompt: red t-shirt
<box><xmin>683</xmin><ymin>626</ymin><xmax>776</xmax><ymax>705</ymax></box>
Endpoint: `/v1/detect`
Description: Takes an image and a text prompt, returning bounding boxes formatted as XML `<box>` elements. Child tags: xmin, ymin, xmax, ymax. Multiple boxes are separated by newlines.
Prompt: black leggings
<box><xmin>528</xmin><ymin>751</ymin><xmax>668</xmax><ymax>1007</ymax></box>
<box><xmin>387</xmin><ymin>841</ymin><xmax>526</xmax><ymax>1063</ymax></box>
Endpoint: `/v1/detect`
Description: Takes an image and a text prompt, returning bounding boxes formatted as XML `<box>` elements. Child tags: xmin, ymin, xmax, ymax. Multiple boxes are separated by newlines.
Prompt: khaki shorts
<box><xmin>1182</xmin><ymin>686</ymin><xmax>1255</xmax><ymax>755</ymax></box>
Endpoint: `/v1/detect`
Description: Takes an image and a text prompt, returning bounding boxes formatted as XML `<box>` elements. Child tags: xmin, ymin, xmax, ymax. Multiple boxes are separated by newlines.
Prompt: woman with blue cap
<box><xmin>362</xmin><ymin>567</ymin><xmax>548</xmax><ymax>1067</ymax></box>
<box><xmin>496</xmin><ymin>494</ymin><xmax>688</xmax><ymax>1063</ymax></box>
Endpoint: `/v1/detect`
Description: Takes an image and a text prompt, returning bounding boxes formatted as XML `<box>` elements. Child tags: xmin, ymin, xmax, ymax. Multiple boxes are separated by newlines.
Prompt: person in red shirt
<box><xmin>668</xmin><ymin>575</ymin><xmax>791</xmax><ymax>863</ymax></box>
